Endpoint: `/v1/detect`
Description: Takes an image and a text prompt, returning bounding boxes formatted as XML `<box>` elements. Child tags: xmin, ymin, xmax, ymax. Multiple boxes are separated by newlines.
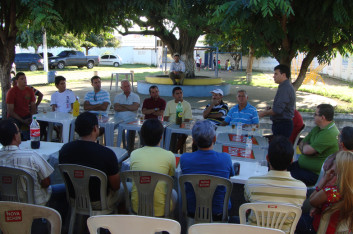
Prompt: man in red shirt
<box><xmin>6</xmin><ymin>72</ymin><xmax>36</xmax><ymax>139</ymax></box>
<box><xmin>142</xmin><ymin>85</ymin><xmax>166</xmax><ymax>120</ymax></box>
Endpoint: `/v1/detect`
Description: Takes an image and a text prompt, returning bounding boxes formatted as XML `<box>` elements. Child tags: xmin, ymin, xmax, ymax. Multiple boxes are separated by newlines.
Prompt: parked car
<box><xmin>39</xmin><ymin>52</ymin><xmax>54</xmax><ymax>58</ymax></box>
<box><xmin>14</xmin><ymin>53</ymin><xmax>44</xmax><ymax>71</ymax></box>
<box><xmin>100</xmin><ymin>54</ymin><xmax>123</xmax><ymax>67</ymax></box>
<box><xmin>49</xmin><ymin>50</ymin><xmax>100</xmax><ymax>69</ymax></box>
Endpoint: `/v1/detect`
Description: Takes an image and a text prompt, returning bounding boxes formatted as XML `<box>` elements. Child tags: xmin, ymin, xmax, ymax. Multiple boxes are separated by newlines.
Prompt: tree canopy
<box><xmin>214</xmin><ymin>0</ymin><xmax>353</xmax><ymax>90</ymax></box>
<box><xmin>110</xmin><ymin>0</ymin><xmax>223</xmax><ymax>77</ymax></box>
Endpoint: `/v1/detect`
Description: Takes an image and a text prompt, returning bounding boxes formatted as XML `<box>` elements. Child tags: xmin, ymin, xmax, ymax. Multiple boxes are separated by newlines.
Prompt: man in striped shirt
<box><xmin>221</xmin><ymin>89</ymin><xmax>259</xmax><ymax>127</ymax></box>
<box><xmin>203</xmin><ymin>89</ymin><xmax>228</xmax><ymax>125</ymax></box>
<box><xmin>244</xmin><ymin>136</ymin><xmax>307</xmax><ymax>233</ymax></box>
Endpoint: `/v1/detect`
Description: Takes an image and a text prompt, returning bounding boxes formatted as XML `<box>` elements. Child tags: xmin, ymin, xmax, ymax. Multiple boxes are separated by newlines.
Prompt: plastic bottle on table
<box><xmin>176</xmin><ymin>101</ymin><xmax>183</xmax><ymax>125</ymax></box>
<box><xmin>245</xmin><ymin>136</ymin><xmax>252</xmax><ymax>158</ymax></box>
<box><xmin>30</xmin><ymin>117</ymin><xmax>40</xmax><ymax>149</ymax></box>
<box><xmin>72</xmin><ymin>97</ymin><xmax>80</xmax><ymax>117</ymax></box>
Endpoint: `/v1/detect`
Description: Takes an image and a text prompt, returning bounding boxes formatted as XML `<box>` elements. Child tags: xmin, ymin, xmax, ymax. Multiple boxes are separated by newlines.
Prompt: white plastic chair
<box><xmin>239</xmin><ymin>203</ymin><xmax>302</xmax><ymax>234</ymax></box>
<box><xmin>188</xmin><ymin>223</ymin><xmax>285</xmax><ymax>234</ymax></box>
<box><xmin>293</xmin><ymin>124</ymin><xmax>305</xmax><ymax>161</ymax></box>
<box><xmin>317</xmin><ymin>210</ymin><xmax>350</xmax><ymax>234</ymax></box>
<box><xmin>0</xmin><ymin>166</ymin><xmax>34</xmax><ymax>204</ymax></box>
<box><xmin>179</xmin><ymin>174</ymin><xmax>232</xmax><ymax>224</ymax></box>
<box><xmin>87</xmin><ymin>215</ymin><xmax>181</xmax><ymax>234</ymax></box>
<box><xmin>0</xmin><ymin>201</ymin><xmax>61</xmax><ymax>234</ymax></box>
<box><xmin>120</xmin><ymin>170</ymin><xmax>174</xmax><ymax>217</ymax></box>
<box><xmin>59</xmin><ymin>164</ymin><xmax>114</xmax><ymax>234</ymax></box>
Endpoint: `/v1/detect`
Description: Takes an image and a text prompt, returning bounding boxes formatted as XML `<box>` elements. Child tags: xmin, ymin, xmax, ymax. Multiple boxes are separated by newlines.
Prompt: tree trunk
<box><xmin>0</xmin><ymin>1</ymin><xmax>17</xmax><ymax>119</ymax></box>
<box><xmin>246</xmin><ymin>46</ymin><xmax>255</xmax><ymax>83</ymax></box>
<box><xmin>292</xmin><ymin>52</ymin><xmax>316</xmax><ymax>90</ymax></box>
<box><xmin>164</xmin><ymin>30</ymin><xmax>199</xmax><ymax>78</ymax></box>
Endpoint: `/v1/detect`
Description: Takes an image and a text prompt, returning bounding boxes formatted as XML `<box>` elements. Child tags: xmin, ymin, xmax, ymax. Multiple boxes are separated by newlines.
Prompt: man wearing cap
<box><xmin>169</xmin><ymin>53</ymin><xmax>186</xmax><ymax>85</ymax></box>
<box><xmin>203</xmin><ymin>89</ymin><xmax>228</xmax><ymax>126</ymax></box>
<box><xmin>221</xmin><ymin>89</ymin><xmax>259</xmax><ymax>126</ymax></box>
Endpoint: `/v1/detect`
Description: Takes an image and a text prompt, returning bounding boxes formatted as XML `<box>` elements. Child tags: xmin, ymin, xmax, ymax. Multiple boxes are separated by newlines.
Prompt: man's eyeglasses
<box><xmin>313</xmin><ymin>113</ymin><xmax>321</xmax><ymax>117</ymax></box>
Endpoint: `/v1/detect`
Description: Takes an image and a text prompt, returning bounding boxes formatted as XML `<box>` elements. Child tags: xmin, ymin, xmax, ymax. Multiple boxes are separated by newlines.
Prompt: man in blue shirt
<box><xmin>83</xmin><ymin>76</ymin><xmax>111</xmax><ymax>117</ymax></box>
<box><xmin>169</xmin><ymin>53</ymin><xmax>186</xmax><ymax>85</ymax></box>
<box><xmin>222</xmin><ymin>89</ymin><xmax>259</xmax><ymax>126</ymax></box>
<box><xmin>180</xmin><ymin>120</ymin><xmax>235</xmax><ymax>220</ymax></box>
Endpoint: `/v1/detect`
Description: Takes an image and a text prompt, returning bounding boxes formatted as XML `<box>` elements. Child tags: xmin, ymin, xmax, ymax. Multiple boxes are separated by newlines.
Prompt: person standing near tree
<box><xmin>258</xmin><ymin>64</ymin><xmax>295</xmax><ymax>138</ymax></box>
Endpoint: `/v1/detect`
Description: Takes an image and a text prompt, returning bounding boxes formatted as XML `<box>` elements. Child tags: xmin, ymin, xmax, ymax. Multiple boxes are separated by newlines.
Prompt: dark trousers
<box><xmin>272</xmin><ymin>119</ymin><xmax>293</xmax><ymax>138</ymax></box>
<box><xmin>47</xmin><ymin>184</ymin><xmax>68</xmax><ymax>225</ymax></box>
<box><xmin>289</xmin><ymin>161</ymin><xmax>319</xmax><ymax>186</ymax></box>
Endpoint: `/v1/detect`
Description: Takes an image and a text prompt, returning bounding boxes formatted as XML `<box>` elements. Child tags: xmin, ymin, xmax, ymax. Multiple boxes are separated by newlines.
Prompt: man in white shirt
<box><xmin>51</xmin><ymin>76</ymin><xmax>76</xmax><ymax>113</ymax></box>
<box><xmin>0</xmin><ymin>119</ymin><xmax>67</xmax><ymax>218</ymax></box>
<box><xmin>113</xmin><ymin>80</ymin><xmax>140</xmax><ymax>153</ymax></box>
<box><xmin>169</xmin><ymin>53</ymin><xmax>186</xmax><ymax>85</ymax></box>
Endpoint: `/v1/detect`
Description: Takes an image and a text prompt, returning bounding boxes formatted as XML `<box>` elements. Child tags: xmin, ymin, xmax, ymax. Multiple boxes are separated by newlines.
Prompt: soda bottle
<box><xmin>245</xmin><ymin>136</ymin><xmax>252</xmax><ymax>158</ymax></box>
<box><xmin>30</xmin><ymin>117</ymin><xmax>40</xmax><ymax>149</ymax></box>
<box><xmin>175</xmin><ymin>101</ymin><xmax>183</xmax><ymax>125</ymax></box>
<box><xmin>72</xmin><ymin>97</ymin><xmax>80</xmax><ymax>117</ymax></box>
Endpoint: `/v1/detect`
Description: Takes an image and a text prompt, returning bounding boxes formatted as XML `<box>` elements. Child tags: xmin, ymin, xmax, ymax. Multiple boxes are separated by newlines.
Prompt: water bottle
<box><xmin>72</xmin><ymin>97</ymin><xmax>80</xmax><ymax>117</ymax></box>
<box><xmin>176</xmin><ymin>101</ymin><xmax>183</xmax><ymax>125</ymax></box>
<box><xmin>245</xmin><ymin>136</ymin><xmax>252</xmax><ymax>158</ymax></box>
<box><xmin>30</xmin><ymin>117</ymin><xmax>40</xmax><ymax>149</ymax></box>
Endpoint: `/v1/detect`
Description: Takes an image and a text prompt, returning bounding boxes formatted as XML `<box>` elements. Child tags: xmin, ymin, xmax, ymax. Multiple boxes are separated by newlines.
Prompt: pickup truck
<box><xmin>49</xmin><ymin>50</ymin><xmax>100</xmax><ymax>69</ymax></box>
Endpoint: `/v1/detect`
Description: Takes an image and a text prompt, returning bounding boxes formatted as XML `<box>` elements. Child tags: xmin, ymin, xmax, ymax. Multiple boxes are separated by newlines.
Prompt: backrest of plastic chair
<box><xmin>58</xmin><ymin>164</ymin><xmax>109</xmax><ymax>215</ymax></box>
<box><xmin>0</xmin><ymin>201</ymin><xmax>61</xmax><ymax>234</ymax></box>
<box><xmin>87</xmin><ymin>215</ymin><xmax>181</xmax><ymax>234</ymax></box>
<box><xmin>317</xmin><ymin>209</ymin><xmax>350</xmax><ymax>234</ymax></box>
<box><xmin>120</xmin><ymin>171</ymin><xmax>173</xmax><ymax>217</ymax></box>
<box><xmin>293</xmin><ymin>124</ymin><xmax>305</xmax><ymax>159</ymax></box>
<box><xmin>239</xmin><ymin>203</ymin><xmax>302</xmax><ymax>234</ymax></box>
<box><xmin>188</xmin><ymin>223</ymin><xmax>285</xmax><ymax>234</ymax></box>
<box><xmin>0</xmin><ymin>166</ymin><xmax>34</xmax><ymax>204</ymax></box>
<box><xmin>178</xmin><ymin>174</ymin><xmax>232</xmax><ymax>223</ymax></box>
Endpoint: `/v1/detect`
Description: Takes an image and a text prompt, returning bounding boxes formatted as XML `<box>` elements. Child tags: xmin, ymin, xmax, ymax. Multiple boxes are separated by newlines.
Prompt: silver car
<box><xmin>100</xmin><ymin>54</ymin><xmax>123</xmax><ymax>67</ymax></box>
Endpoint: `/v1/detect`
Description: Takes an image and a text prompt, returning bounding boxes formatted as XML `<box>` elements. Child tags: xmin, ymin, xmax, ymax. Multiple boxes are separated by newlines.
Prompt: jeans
<box><xmin>47</xmin><ymin>184</ymin><xmax>68</xmax><ymax>222</ymax></box>
<box><xmin>289</xmin><ymin>161</ymin><xmax>319</xmax><ymax>186</ymax></box>
<box><xmin>272</xmin><ymin>119</ymin><xmax>293</xmax><ymax>138</ymax></box>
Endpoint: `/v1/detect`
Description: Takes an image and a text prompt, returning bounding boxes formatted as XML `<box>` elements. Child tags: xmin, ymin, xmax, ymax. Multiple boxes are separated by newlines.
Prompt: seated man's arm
<box><xmin>119</xmin><ymin>102</ymin><xmax>140</xmax><ymax>111</ymax></box>
<box><xmin>299</xmin><ymin>141</ymin><xmax>317</xmax><ymax>155</ymax></box>
<box><xmin>30</xmin><ymin>101</ymin><xmax>36</xmax><ymax>115</ymax></box>
<box><xmin>35</xmin><ymin>91</ymin><xmax>43</xmax><ymax>107</ymax></box>
<box><xmin>40</xmin><ymin>177</ymin><xmax>51</xmax><ymax>188</ymax></box>
<box><xmin>84</xmin><ymin>101</ymin><xmax>109</xmax><ymax>111</ymax></box>
<box><xmin>7</xmin><ymin>104</ymin><xmax>31</xmax><ymax>124</ymax></box>
<box><xmin>51</xmin><ymin>104</ymin><xmax>57</xmax><ymax>111</ymax></box>
<box><xmin>108</xmin><ymin>173</ymin><xmax>120</xmax><ymax>191</ymax></box>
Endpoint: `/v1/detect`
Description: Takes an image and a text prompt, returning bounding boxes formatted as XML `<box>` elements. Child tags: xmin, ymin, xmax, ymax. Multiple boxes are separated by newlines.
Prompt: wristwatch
<box><xmin>154</xmin><ymin>108</ymin><xmax>158</xmax><ymax>111</ymax></box>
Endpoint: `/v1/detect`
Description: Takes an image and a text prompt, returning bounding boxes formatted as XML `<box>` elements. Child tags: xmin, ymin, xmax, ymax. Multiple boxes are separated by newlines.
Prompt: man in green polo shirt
<box><xmin>289</xmin><ymin>104</ymin><xmax>339</xmax><ymax>186</ymax></box>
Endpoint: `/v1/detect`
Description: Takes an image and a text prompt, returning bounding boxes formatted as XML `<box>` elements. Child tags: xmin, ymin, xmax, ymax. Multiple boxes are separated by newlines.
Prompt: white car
<box><xmin>100</xmin><ymin>54</ymin><xmax>123</xmax><ymax>67</ymax></box>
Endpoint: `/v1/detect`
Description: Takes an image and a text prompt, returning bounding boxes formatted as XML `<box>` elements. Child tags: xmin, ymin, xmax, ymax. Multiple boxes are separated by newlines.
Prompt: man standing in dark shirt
<box><xmin>259</xmin><ymin>64</ymin><xmax>295</xmax><ymax>138</ymax></box>
<box><xmin>59</xmin><ymin>112</ymin><xmax>123</xmax><ymax>209</ymax></box>
<box><xmin>142</xmin><ymin>85</ymin><xmax>166</xmax><ymax>120</ymax></box>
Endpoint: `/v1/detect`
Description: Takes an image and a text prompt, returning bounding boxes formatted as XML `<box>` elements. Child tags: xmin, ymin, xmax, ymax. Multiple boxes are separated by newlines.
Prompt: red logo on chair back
<box><xmin>5</xmin><ymin>210</ymin><xmax>22</xmax><ymax>222</ymax></box>
<box><xmin>74</xmin><ymin>170</ymin><xmax>84</xmax><ymax>178</ymax></box>
<box><xmin>268</xmin><ymin>205</ymin><xmax>278</xmax><ymax>209</ymax></box>
<box><xmin>199</xmin><ymin>180</ymin><xmax>211</xmax><ymax>187</ymax></box>
<box><xmin>2</xmin><ymin>176</ymin><xmax>12</xmax><ymax>184</ymax></box>
<box><xmin>140</xmin><ymin>176</ymin><xmax>151</xmax><ymax>184</ymax></box>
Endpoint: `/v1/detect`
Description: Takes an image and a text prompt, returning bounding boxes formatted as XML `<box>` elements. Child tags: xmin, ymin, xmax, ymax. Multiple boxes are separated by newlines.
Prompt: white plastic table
<box><xmin>116</xmin><ymin>120</ymin><xmax>172</xmax><ymax>149</ymax></box>
<box><xmin>215</xmin><ymin>125</ymin><xmax>272</xmax><ymax>137</ymax></box>
<box><xmin>110</xmin><ymin>72</ymin><xmax>134</xmax><ymax>92</ymax></box>
<box><xmin>164</xmin><ymin>124</ymin><xmax>193</xmax><ymax>151</ymax></box>
<box><xmin>216</xmin><ymin>133</ymin><xmax>269</xmax><ymax>149</ymax></box>
<box><xmin>34</xmin><ymin>112</ymin><xmax>76</xmax><ymax>143</ymax></box>
<box><xmin>213</xmin><ymin>143</ymin><xmax>267</xmax><ymax>162</ymax></box>
<box><xmin>229</xmin><ymin>160</ymin><xmax>268</xmax><ymax>184</ymax></box>
<box><xmin>18</xmin><ymin>141</ymin><xmax>64</xmax><ymax>161</ymax></box>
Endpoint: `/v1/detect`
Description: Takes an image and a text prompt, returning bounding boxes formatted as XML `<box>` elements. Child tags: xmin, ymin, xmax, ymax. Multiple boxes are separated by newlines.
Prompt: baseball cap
<box><xmin>211</xmin><ymin>89</ymin><xmax>223</xmax><ymax>96</ymax></box>
<box><xmin>174</xmin><ymin>53</ymin><xmax>180</xmax><ymax>57</ymax></box>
